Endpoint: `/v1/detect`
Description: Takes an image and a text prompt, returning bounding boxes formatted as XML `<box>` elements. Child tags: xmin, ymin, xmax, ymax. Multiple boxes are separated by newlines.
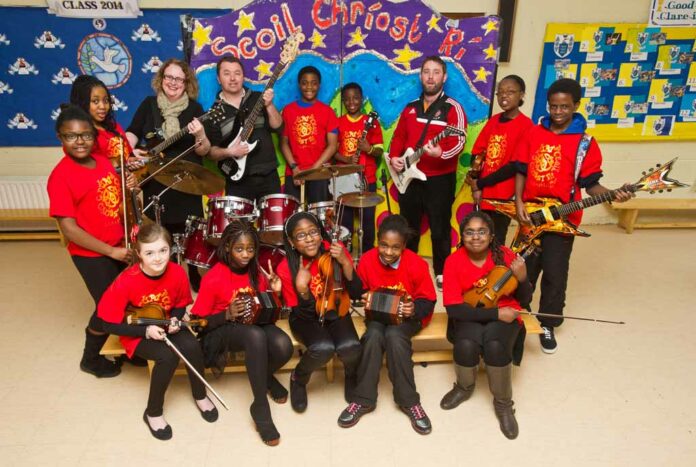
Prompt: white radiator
<box><xmin>0</xmin><ymin>176</ymin><xmax>54</xmax><ymax>232</ymax></box>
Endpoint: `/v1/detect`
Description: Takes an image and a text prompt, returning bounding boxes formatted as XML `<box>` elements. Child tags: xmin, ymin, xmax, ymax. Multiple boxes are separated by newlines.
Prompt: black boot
<box><xmin>441</xmin><ymin>364</ymin><xmax>477</xmax><ymax>410</ymax></box>
<box><xmin>251</xmin><ymin>401</ymin><xmax>280</xmax><ymax>446</ymax></box>
<box><xmin>487</xmin><ymin>364</ymin><xmax>519</xmax><ymax>440</ymax></box>
<box><xmin>290</xmin><ymin>370</ymin><xmax>308</xmax><ymax>413</ymax></box>
<box><xmin>80</xmin><ymin>328</ymin><xmax>120</xmax><ymax>378</ymax></box>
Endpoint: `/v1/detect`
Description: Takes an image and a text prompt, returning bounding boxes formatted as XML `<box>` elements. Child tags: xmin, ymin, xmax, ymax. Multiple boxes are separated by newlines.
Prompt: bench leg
<box><xmin>326</xmin><ymin>357</ymin><xmax>335</xmax><ymax>383</ymax></box>
<box><xmin>623</xmin><ymin>209</ymin><xmax>639</xmax><ymax>234</ymax></box>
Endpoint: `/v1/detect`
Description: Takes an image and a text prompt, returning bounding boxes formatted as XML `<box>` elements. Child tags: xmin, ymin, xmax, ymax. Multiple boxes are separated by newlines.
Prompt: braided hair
<box><xmin>69</xmin><ymin>75</ymin><xmax>119</xmax><ymax>135</ymax></box>
<box><xmin>459</xmin><ymin>211</ymin><xmax>505</xmax><ymax>266</ymax></box>
<box><xmin>215</xmin><ymin>219</ymin><xmax>261</xmax><ymax>290</ymax></box>
<box><xmin>282</xmin><ymin>211</ymin><xmax>331</xmax><ymax>281</ymax></box>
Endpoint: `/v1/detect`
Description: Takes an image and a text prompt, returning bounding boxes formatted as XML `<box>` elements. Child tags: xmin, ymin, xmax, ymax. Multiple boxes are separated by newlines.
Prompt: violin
<box><xmin>315</xmin><ymin>252</ymin><xmax>351</xmax><ymax>323</ymax></box>
<box><xmin>116</xmin><ymin>137</ymin><xmax>144</xmax><ymax>249</ymax></box>
<box><xmin>125</xmin><ymin>303</ymin><xmax>208</xmax><ymax>331</ymax></box>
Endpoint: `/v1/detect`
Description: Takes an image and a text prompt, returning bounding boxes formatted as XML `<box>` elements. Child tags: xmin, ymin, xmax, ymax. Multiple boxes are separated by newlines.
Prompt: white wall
<box><xmin>2</xmin><ymin>0</ymin><xmax>695</xmax><ymax>223</ymax></box>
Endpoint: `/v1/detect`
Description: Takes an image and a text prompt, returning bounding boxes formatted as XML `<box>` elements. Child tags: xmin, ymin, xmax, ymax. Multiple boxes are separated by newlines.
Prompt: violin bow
<box><xmin>162</xmin><ymin>335</ymin><xmax>230</xmax><ymax>410</ymax></box>
<box><xmin>521</xmin><ymin>311</ymin><xmax>625</xmax><ymax>325</ymax></box>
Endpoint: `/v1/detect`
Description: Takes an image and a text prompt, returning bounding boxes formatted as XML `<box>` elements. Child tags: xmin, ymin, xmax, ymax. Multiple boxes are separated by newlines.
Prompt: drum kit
<box><xmin>143</xmin><ymin>157</ymin><xmax>384</xmax><ymax>272</ymax></box>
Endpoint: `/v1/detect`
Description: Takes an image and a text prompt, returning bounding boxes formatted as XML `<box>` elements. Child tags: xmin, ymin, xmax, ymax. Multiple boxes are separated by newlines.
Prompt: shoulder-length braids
<box><xmin>215</xmin><ymin>219</ymin><xmax>261</xmax><ymax>290</ymax></box>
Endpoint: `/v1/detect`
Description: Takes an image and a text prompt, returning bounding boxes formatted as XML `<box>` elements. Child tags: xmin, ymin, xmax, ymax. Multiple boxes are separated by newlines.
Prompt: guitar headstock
<box><xmin>279</xmin><ymin>31</ymin><xmax>306</xmax><ymax>65</ymax></box>
<box><xmin>633</xmin><ymin>157</ymin><xmax>689</xmax><ymax>194</ymax></box>
<box><xmin>444</xmin><ymin>125</ymin><xmax>466</xmax><ymax>138</ymax></box>
<box><xmin>365</xmin><ymin>111</ymin><xmax>379</xmax><ymax>128</ymax></box>
<box><xmin>202</xmin><ymin>102</ymin><xmax>226</xmax><ymax>125</ymax></box>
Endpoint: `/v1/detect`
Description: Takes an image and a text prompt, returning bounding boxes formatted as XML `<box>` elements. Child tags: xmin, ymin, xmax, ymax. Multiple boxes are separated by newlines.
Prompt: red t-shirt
<box><xmin>357</xmin><ymin>248</ymin><xmax>436</xmax><ymax>327</ymax></box>
<box><xmin>93</xmin><ymin>123</ymin><xmax>132</xmax><ymax>162</ymax></box>
<box><xmin>443</xmin><ymin>246</ymin><xmax>522</xmax><ymax>317</ymax></box>
<box><xmin>472</xmin><ymin>112</ymin><xmax>533</xmax><ymax>209</ymax></box>
<box><xmin>282</xmin><ymin>101</ymin><xmax>339</xmax><ymax>174</ymax></box>
<box><xmin>97</xmin><ymin>263</ymin><xmax>192</xmax><ymax>357</ymax></box>
<box><xmin>277</xmin><ymin>241</ymin><xmax>353</xmax><ymax>308</ymax></box>
<box><xmin>191</xmin><ymin>263</ymin><xmax>269</xmax><ymax>316</ymax></box>
<box><xmin>337</xmin><ymin>114</ymin><xmax>384</xmax><ymax>184</ymax></box>
<box><xmin>513</xmin><ymin>124</ymin><xmax>602</xmax><ymax>226</ymax></box>
<box><xmin>47</xmin><ymin>154</ymin><xmax>124</xmax><ymax>257</ymax></box>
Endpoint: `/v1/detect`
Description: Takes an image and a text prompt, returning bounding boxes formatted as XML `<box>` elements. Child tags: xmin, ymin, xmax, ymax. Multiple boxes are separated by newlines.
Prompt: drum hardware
<box><xmin>153</xmin><ymin>160</ymin><xmax>225</xmax><ymax>196</ymax></box>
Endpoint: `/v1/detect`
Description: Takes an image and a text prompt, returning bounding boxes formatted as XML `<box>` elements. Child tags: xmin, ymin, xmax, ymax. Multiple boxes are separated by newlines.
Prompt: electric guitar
<box><xmin>385</xmin><ymin>125</ymin><xmax>466</xmax><ymax>194</ymax></box>
<box><xmin>487</xmin><ymin>158</ymin><xmax>688</xmax><ymax>253</ymax></box>
<box><xmin>220</xmin><ymin>32</ymin><xmax>305</xmax><ymax>182</ymax></box>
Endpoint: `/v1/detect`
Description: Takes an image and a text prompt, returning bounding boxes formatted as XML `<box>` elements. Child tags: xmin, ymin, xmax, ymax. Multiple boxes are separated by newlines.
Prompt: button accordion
<box><xmin>364</xmin><ymin>288</ymin><xmax>411</xmax><ymax>326</ymax></box>
<box><xmin>234</xmin><ymin>291</ymin><xmax>282</xmax><ymax>325</ymax></box>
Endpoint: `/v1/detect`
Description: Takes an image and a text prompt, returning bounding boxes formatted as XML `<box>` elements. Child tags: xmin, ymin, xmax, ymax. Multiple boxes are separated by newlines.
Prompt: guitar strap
<box><xmin>150</xmin><ymin>98</ymin><xmax>164</xmax><ymax>132</ymax></box>
<box><xmin>570</xmin><ymin>133</ymin><xmax>593</xmax><ymax>200</ymax></box>
<box><xmin>415</xmin><ymin>93</ymin><xmax>447</xmax><ymax>149</ymax></box>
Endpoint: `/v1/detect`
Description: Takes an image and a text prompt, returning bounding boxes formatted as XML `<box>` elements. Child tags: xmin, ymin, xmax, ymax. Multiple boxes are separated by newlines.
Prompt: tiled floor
<box><xmin>1</xmin><ymin>226</ymin><xmax>694</xmax><ymax>466</ymax></box>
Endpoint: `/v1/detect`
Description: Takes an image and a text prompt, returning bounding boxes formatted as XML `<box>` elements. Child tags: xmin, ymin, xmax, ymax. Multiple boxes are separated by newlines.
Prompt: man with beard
<box><xmin>387</xmin><ymin>56</ymin><xmax>467</xmax><ymax>289</ymax></box>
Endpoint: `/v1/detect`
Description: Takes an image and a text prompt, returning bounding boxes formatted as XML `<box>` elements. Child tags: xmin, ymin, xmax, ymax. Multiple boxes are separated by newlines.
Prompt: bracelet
<box><xmin>367</xmin><ymin>145</ymin><xmax>374</xmax><ymax>155</ymax></box>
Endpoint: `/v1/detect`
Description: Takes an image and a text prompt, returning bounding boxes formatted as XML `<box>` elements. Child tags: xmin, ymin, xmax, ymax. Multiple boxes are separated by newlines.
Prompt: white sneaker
<box><xmin>436</xmin><ymin>275</ymin><xmax>443</xmax><ymax>291</ymax></box>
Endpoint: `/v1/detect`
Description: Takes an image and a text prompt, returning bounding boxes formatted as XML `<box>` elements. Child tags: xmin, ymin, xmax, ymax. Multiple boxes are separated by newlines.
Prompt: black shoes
<box><xmin>80</xmin><ymin>357</ymin><xmax>121</xmax><ymax>378</ymax></box>
<box><xmin>290</xmin><ymin>371</ymin><xmax>307</xmax><ymax>413</ymax></box>
<box><xmin>143</xmin><ymin>411</ymin><xmax>172</xmax><ymax>441</ymax></box>
<box><xmin>400</xmin><ymin>403</ymin><xmax>432</xmax><ymax>435</ymax></box>
<box><xmin>251</xmin><ymin>403</ymin><xmax>280</xmax><ymax>446</ymax></box>
<box><xmin>540</xmin><ymin>326</ymin><xmax>558</xmax><ymax>354</ymax></box>
<box><xmin>337</xmin><ymin>402</ymin><xmax>375</xmax><ymax>428</ymax></box>
<box><xmin>196</xmin><ymin>397</ymin><xmax>218</xmax><ymax>423</ymax></box>
<box><xmin>268</xmin><ymin>376</ymin><xmax>288</xmax><ymax>404</ymax></box>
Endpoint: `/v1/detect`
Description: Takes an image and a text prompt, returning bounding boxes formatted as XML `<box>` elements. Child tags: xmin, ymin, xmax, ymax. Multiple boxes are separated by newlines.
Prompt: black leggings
<box><xmin>452</xmin><ymin>321</ymin><xmax>520</xmax><ymax>367</ymax></box>
<box><xmin>289</xmin><ymin>314</ymin><xmax>361</xmax><ymax>384</ymax></box>
<box><xmin>134</xmin><ymin>331</ymin><xmax>207</xmax><ymax>417</ymax></box>
<box><xmin>71</xmin><ymin>255</ymin><xmax>124</xmax><ymax>332</ymax></box>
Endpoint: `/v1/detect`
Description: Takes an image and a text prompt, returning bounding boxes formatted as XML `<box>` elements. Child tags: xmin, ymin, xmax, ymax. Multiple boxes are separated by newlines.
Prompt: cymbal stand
<box><xmin>356</xmin><ymin>174</ymin><xmax>368</xmax><ymax>258</ymax></box>
<box><xmin>142</xmin><ymin>174</ymin><xmax>184</xmax><ymax>224</ymax></box>
<box><xmin>171</xmin><ymin>233</ymin><xmax>184</xmax><ymax>264</ymax></box>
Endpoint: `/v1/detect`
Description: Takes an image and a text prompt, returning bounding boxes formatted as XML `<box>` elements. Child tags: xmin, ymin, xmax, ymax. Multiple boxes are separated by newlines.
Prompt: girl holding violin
<box><xmin>277</xmin><ymin>212</ymin><xmax>363</xmax><ymax>413</ymax></box>
<box><xmin>47</xmin><ymin>104</ymin><xmax>136</xmax><ymax>378</ymax></box>
<box><xmin>440</xmin><ymin>211</ymin><xmax>532</xmax><ymax>440</ymax></box>
<box><xmin>190</xmin><ymin>220</ymin><xmax>292</xmax><ymax>446</ymax></box>
<box><xmin>338</xmin><ymin>215</ymin><xmax>436</xmax><ymax>435</ymax></box>
<box><xmin>98</xmin><ymin>223</ymin><xmax>217</xmax><ymax>441</ymax></box>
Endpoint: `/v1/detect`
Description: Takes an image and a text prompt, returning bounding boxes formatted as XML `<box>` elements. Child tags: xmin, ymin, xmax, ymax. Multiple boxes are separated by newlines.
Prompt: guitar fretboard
<box><xmin>556</xmin><ymin>185</ymin><xmax>637</xmax><ymax>218</ymax></box>
<box><xmin>240</xmin><ymin>62</ymin><xmax>286</xmax><ymax>141</ymax></box>
<box><xmin>406</xmin><ymin>130</ymin><xmax>450</xmax><ymax>165</ymax></box>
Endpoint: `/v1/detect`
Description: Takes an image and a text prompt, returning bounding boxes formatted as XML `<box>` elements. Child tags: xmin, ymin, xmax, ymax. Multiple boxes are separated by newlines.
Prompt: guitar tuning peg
<box><xmin>667</xmin><ymin>189</ymin><xmax>672</xmax><ymax>192</ymax></box>
<box><xmin>656</xmin><ymin>163</ymin><xmax>661</xmax><ymax>167</ymax></box>
<box><xmin>642</xmin><ymin>171</ymin><xmax>646</xmax><ymax>175</ymax></box>
<box><xmin>650</xmin><ymin>191</ymin><xmax>655</xmax><ymax>194</ymax></box>
<box><xmin>659</xmin><ymin>190</ymin><xmax>664</xmax><ymax>193</ymax></box>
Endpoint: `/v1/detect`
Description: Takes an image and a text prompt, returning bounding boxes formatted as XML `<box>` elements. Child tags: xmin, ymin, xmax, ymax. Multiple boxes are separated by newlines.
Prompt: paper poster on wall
<box><xmin>533</xmin><ymin>23</ymin><xmax>696</xmax><ymax>141</ymax></box>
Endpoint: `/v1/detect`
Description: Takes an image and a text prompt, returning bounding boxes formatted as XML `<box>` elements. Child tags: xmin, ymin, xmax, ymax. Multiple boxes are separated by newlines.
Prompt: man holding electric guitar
<box><xmin>204</xmin><ymin>56</ymin><xmax>284</xmax><ymax>201</ymax></box>
<box><xmin>386</xmin><ymin>55</ymin><xmax>467</xmax><ymax>290</ymax></box>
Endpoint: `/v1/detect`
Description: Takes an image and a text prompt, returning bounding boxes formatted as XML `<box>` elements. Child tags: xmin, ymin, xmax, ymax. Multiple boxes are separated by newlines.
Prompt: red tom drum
<box><xmin>258</xmin><ymin>194</ymin><xmax>300</xmax><ymax>245</ymax></box>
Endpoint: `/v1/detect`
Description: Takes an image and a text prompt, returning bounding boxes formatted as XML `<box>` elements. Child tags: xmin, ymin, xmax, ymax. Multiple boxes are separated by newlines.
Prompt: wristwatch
<box><xmin>289</xmin><ymin>162</ymin><xmax>298</xmax><ymax>170</ymax></box>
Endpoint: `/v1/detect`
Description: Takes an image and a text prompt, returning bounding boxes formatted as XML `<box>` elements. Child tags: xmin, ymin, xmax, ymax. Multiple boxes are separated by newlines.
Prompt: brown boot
<box><xmin>486</xmin><ymin>364</ymin><xmax>519</xmax><ymax>440</ymax></box>
<box><xmin>440</xmin><ymin>364</ymin><xmax>477</xmax><ymax>410</ymax></box>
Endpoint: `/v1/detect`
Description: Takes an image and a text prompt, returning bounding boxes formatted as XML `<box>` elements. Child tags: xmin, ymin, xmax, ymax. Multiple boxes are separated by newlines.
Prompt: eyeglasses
<box><xmin>60</xmin><ymin>132</ymin><xmax>95</xmax><ymax>142</ymax></box>
<box><xmin>463</xmin><ymin>229</ymin><xmax>490</xmax><ymax>238</ymax></box>
<box><xmin>163</xmin><ymin>74</ymin><xmax>185</xmax><ymax>84</ymax></box>
<box><xmin>294</xmin><ymin>229</ymin><xmax>321</xmax><ymax>242</ymax></box>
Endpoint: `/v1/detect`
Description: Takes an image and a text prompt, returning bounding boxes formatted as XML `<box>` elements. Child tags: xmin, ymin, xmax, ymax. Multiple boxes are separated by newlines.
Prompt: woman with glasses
<box><xmin>125</xmin><ymin>58</ymin><xmax>212</xmax><ymax>291</ymax></box>
<box><xmin>466</xmin><ymin>75</ymin><xmax>533</xmax><ymax>244</ymax></box>
<box><xmin>276</xmin><ymin>212</ymin><xmax>362</xmax><ymax>413</ymax></box>
<box><xmin>440</xmin><ymin>211</ymin><xmax>532</xmax><ymax>440</ymax></box>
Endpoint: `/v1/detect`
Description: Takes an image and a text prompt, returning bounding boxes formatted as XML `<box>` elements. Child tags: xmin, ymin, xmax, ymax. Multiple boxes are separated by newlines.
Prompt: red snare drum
<box><xmin>183</xmin><ymin>216</ymin><xmax>218</xmax><ymax>269</ymax></box>
<box><xmin>206</xmin><ymin>196</ymin><xmax>256</xmax><ymax>243</ymax></box>
<box><xmin>258</xmin><ymin>244</ymin><xmax>286</xmax><ymax>271</ymax></box>
<box><xmin>258</xmin><ymin>194</ymin><xmax>299</xmax><ymax>245</ymax></box>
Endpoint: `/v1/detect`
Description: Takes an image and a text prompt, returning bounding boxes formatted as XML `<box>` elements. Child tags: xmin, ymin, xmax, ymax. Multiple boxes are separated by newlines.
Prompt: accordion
<box><xmin>235</xmin><ymin>291</ymin><xmax>282</xmax><ymax>325</ymax></box>
<box><xmin>364</xmin><ymin>288</ymin><xmax>411</xmax><ymax>326</ymax></box>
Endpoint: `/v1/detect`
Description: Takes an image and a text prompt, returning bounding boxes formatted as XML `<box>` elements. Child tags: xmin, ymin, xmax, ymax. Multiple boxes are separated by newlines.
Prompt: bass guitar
<box><xmin>220</xmin><ymin>32</ymin><xmax>304</xmax><ymax>181</ymax></box>
<box><xmin>385</xmin><ymin>125</ymin><xmax>466</xmax><ymax>194</ymax></box>
<box><xmin>487</xmin><ymin>158</ymin><xmax>688</xmax><ymax>253</ymax></box>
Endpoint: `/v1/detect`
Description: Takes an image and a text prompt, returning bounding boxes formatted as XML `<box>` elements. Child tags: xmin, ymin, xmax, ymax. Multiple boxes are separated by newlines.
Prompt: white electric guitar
<box><xmin>219</xmin><ymin>31</ymin><xmax>305</xmax><ymax>181</ymax></box>
<box><xmin>385</xmin><ymin>125</ymin><xmax>466</xmax><ymax>194</ymax></box>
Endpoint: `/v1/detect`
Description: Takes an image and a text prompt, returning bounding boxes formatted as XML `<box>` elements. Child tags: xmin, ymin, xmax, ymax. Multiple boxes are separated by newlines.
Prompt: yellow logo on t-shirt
<box><xmin>531</xmin><ymin>144</ymin><xmax>561</xmax><ymax>185</ymax></box>
<box><xmin>97</xmin><ymin>172</ymin><xmax>121</xmax><ymax>220</ymax></box>
<box><xmin>139</xmin><ymin>290</ymin><xmax>172</xmax><ymax>311</ymax></box>
<box><xmin>294</xmin><ymin>114</ymin><xmax>318</xmax><ymax>146</ymax></box>
<box><xmin>485</xmin><ymin>134</ymin><xmax>507</xmax><ymax>171</ymax></box>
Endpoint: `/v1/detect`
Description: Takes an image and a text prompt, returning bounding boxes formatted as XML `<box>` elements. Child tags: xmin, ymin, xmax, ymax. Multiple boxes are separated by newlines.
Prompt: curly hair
<box><xmin>377</xmin><ymin>214</ymin><xmax>415</xmax><ymax>243</ymax></box>
<box><xmin>459</xmin><ymin>211</ymin><xmax>505</xmax><ymax>266</ymax></box>
<box><xmin>54</xmin><ymin>103</ymin><xmax>96</xmax><ymax>135</ymax></box>
<box><xmin>215</xmin><ymin>219</ymin><xmax>261</xmax><ymax>290</ymax></box>
<box><xmin>151</xmin><ymin>58</ymin><xmax>199</xmax><ymax>99</ymax></box>
<box><xmin>69</xmin><ymin>74</ymin><xmax>118</xmax><ymax>135</ymax></box>
<box><xmin>282</xmin><ymin>211</ymin><xmax>331</xmax><ymax>282</ymax></box>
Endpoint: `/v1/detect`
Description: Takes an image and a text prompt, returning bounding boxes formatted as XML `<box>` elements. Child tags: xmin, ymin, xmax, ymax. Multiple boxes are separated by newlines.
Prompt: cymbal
<box><xmin>295</xmin><ymin>164</ymin><xmax>364</xmax><ymax>182</ymax></box>
<box><xmin>338</xmin><ymin>191</ymin><xmax>384</xmax><ymax>208</ymax></box>
<box><xmin>152</xmin><ymin>160</ymin><xmax>224</xmax><ymax>196</ymax></box>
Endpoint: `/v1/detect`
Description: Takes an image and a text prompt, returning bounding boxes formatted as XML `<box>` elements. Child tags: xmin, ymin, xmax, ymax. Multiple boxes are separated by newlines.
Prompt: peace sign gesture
<box><xmin>259</xmin><ymin>260</ymin><xmax>282</xmax><ymax>294</ymax></box>
<box><xmin>295</xmin><ymin>259</ymin><xmax>312</xmax><ymax>295</ymax></box>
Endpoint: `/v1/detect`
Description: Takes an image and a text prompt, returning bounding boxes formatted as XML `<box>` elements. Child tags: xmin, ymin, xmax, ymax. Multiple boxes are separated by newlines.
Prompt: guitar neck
<box><xmin>150</xmin><ymin>127</ymin><xmax>189</xmax><ymax>155</ymax></box>
<box><xmin>239</xmin><ymin>63</ymin><xmax>285</xmax><ymax>141</ymax></box>
<box><xmin>406</xmin><ymin>130</ymin><xmax>448</xmax><ymax>165</ymax></box>
<box><xmin>556</xmin><ymin>185</ymin><xmax>637</xmax><ymax>218</ymax></box>
<box><xmin>492</xmin><ymin>247</ymin><xmax>535</xmax><ymax>291</ymax></box>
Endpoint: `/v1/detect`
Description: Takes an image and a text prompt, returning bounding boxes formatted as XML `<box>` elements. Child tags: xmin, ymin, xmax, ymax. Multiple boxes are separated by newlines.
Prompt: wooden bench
<box><xmin>0</xmin><ymin>208</ymin><xmax>64</xmax><ymax>243</ymax></box>
<box><xmin>614</xmin><ymin>198</ymin><xmax>696</xmax><ymax>234</ymax></box>
<box><xmin>101</xmin><ymin>313</ymin><xmax>542</xmax><ymax>382</ymax></box>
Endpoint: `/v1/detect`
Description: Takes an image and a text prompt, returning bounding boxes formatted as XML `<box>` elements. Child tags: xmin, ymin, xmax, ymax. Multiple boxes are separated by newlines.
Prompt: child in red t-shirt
<box><xmin>467</xmin><ymin>75</ymin><xmax>533</xmax><ymax>243</ymax></box>
<box><xmin>47</xmin><ymin>104</ymin><xmax>136</xmax><ymax>379</ymax></box>
<box><xmin>337</xmin><ymin>214</ymin><xmax>436</xmax><ymax>435</ymax></box>
<box><xmin>512</xmin><ymin>78</ymin><xmax>633</xmax><ymax>354</ymax></box>
<box><xmin>334</xmin><ymin>82</ymin><xmax>384</xmax><ymax>252</ymax></box>
<box><xmin>441</xmin><ymin>211</ymin><xmax>532</xmax><ymax>440</ymax></box>
<box><xmin>280</xmin><ymin>66</ymin><xmax>338</xmax><ymax>203</ymax></box>
<box><xmin>277</xmin><ymin>212</ymin><xmax>362</xmax><ymax>413</ymax></box>
<box><xmin>98</xmin><ymin>224</ymin><xmax>217</xmax><ymax>440</ymax></box>
<box><xmin>190</xmin><ymin>220</ymin><xmax>290</xmax><ymax>446</ymax></box>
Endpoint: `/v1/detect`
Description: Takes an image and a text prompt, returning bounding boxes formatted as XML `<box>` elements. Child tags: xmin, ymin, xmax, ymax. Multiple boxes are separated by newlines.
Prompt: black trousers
<box><xmin>481</xmin><ymin>209</ymin><xmax>512</xmax><ymax>247</ymax></box>
<box><xmin>225</xmin><ymin>170</ymin><xmax>281</xmax><ymax>203</ymax></box>
<box><xmin>284</xmin><ymin>175</ymin><xmax>329</xmax><ymax>205</ymax></box>
<box><xmin>351</xmin><ymin>320</ymin><xmax>422</xmax><ymax>407</ymax></box>
<box><xmin>71</xmin><ymin>255</ymin><xmax>124</xmax><ymax>332</ymax></box>
<box><xmin>398</xmin><ymin>172</ymin><xmax>456</xmax><ymax>275</ymax></box>
<box><xmin>165</xmin><ymin>221</ymin><xmax>201</xmax><ymax>292</ymax></box>
<box><xmin>341</xmin><ymin>182</ymin><xmax>376</xmax><ymax>253</ymax></box>
<box><xmin>134</xmin><ymin>331</ymin><xmax>207</xmax><ymax>417</ymax></box>
<box><xmin>451</xmin><ymin>320</ymin><xmax>520</xmax><ymax>367</ymax></box>
<box><xmin>289</xmin><ymin>314</ymin><xmax>361</xmax><ymax>385</ymax></box>
<box><xmin>524</xmin><ymin>232</ymin><xmax>575</xmax><ymax>328</ymax></box>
